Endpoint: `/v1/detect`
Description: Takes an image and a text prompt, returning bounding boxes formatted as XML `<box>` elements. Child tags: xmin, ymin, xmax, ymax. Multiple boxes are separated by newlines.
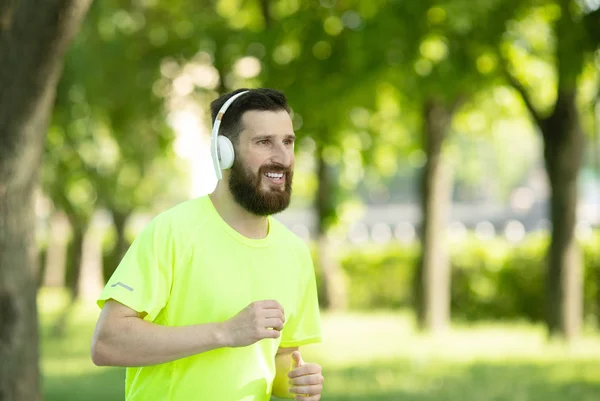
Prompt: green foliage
<box><xmin>450</xmin><ymin>234</ymin><xmax>547</xmax><ymax>321</ymax></box>
<box><xmin>42</xmin><ymin>0</ymin><xmax>599</xmax><ymax>230</ymax></box>
<box><xmin>335</xmin><ymin>243</ymin><xmax>419</xmax><ymax>310</ymax></box>
<box><xmin>47</xmin><ymin>0</ymin><xmax>192</xmax><ymax>223</ymax></box>
<box><xmin>311</xmin><ymin>231</ymin><xmax>600</xmax><ymax>322</ymax></box>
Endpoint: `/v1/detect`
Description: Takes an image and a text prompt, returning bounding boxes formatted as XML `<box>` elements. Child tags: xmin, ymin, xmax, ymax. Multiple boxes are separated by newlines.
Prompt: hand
<box><xmin>221</xmin><ymin>300</ymin><xmax>285</xmax><ymax>347</ymax></box>
<box><xmin>288</xmin><ymin>351</ymin><xmax>324</xmax><ymax>401</ymax></box>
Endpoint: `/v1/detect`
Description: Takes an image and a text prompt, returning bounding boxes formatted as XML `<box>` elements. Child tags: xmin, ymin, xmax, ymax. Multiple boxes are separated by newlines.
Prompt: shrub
<box><xmin>312</xmin><ymin>231</ymin><xmax>600</xmax><ymax>323</ymax></box>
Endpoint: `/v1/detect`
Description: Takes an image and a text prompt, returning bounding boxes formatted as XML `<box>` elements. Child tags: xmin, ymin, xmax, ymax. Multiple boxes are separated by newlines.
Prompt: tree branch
<box><xmin>582</xmin><ymin>6</ymin><xmax>600</xmax><ymax>49</ymax></box>
<box><xmin>498</xmin><ymin>54</ymin><xmax>545</xmax><ymax>130</ymax></box>
<box><xmin>260</xmin><ymin>0</ymin><xmax>271</xmax><ymax>29</ymax></box>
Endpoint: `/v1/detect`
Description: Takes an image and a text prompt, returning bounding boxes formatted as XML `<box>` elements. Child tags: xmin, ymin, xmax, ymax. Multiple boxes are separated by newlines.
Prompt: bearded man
<box><xmin>91</xmin><ymin>89</ymin><xmax>324</xmax><ymax>401</ymax></box>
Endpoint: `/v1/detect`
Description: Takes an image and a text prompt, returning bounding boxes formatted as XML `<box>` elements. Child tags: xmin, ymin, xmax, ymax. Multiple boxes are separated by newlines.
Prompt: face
<box><xmin>227</xmin><ymin>110</ymin><xmax>296</xmax><ymax>216</ymax></box>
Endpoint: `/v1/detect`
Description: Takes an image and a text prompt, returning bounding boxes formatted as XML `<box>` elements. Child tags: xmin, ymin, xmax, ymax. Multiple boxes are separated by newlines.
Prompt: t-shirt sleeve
<box><xmin>97</xmin><ymin>217</ymin><xmax>174</xmax><ymax>322</ymax></box>
<box><xmin>279</xmin><ymin>245</ymin><xmax>323</xmax><ymax>348</ymax></box>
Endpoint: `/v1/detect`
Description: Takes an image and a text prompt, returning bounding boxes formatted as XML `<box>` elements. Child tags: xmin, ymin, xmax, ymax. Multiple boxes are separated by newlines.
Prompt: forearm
<box><xmin>272</xmin><ymin>352</ymin><xmax>294</xmax><ymax>399</ymax></box>
<box><xmin>91</xmin><ymin>317</ymin><xmax>227</xmax><ymax>367</ymax></box>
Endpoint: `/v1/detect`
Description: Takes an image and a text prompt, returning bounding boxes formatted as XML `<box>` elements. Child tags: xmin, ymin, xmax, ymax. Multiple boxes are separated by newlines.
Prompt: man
<box><xmin>91</xmin><ymin>88</ymin><xmax>324</xmax><ymax>401</ymax></box>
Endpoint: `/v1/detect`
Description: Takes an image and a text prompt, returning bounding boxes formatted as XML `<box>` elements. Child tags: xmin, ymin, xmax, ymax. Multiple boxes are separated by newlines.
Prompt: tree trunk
<box><xmin>597</xmin><ymin>258</ymin><xmax>600</xmax><ymax>329</ymax></box>
<box><xmin>315</xmin><ymin>151</ymin><xmax>347</xmax><ymax>311</ymax></box>
<box><xmin>78</xmin><ymin>215</ymin><xmax>104</xmax><ymax>302</ymax></box>
<box><xmin>542</xmin><ymin>90</ymin><xmax>585</xmax><ymax>340</ymax></box>
<box><xmin>499</xmin><ymin>0</ymin><xmax>592</xmax><ymax>340</ymax></box>
<box><xmin>595</xmin><ymin>93</ymin><xmax>600</xmax><ymax>328</ymax></box>
<box><xmin>42</xmin><ymin>211</ymin><xmax>69</xmax><ymax>287</ymax></box>
<box><xmin>104</xmin><ymin>210</ymin><xmax>130</xmax><ymax>283</ymax></box>
<box><xmin>414</xmin><ymin>99</ymin><xmax>454</xmax><ymax>333</ymax></box>
<box><xmin>0</xmin><ymin>180</ymin><xmax>41</xmax><ymax>401</ymax></box>
<box><xmin>0</xmin><ymin>1</ymin><xmax>91</xmax><ymax>398</ymax></box>
<box><xmin>65</xmin><ymin>221</ymin><xmax>86</xmax><ymax>301</ymax></box>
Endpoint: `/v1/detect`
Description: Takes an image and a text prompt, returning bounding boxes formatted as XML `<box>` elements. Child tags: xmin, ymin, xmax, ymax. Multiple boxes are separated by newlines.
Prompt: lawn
<box><xmin>40</xmin><ymin>288</ymin><xmax>600</xmax><ymax>401</ymax></box>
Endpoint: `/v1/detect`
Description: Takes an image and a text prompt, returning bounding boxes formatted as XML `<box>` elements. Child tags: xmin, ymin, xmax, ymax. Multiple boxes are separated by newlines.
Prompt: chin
<box><xmin>260</xmin><ymin>183</ymin><xmax>285</xmax><ymax>194</ymax></box>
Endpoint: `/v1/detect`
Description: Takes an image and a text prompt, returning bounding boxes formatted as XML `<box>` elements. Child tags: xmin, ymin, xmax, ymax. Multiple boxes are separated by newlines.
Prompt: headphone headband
<box><xmin>211</xmin><ymin>90</ymin><xmax>250</xmax><ymax>180</ymax></box>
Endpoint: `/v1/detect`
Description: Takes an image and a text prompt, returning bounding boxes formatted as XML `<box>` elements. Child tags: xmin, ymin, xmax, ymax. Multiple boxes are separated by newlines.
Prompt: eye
<box><xmin>284</xmin><ymin>138</ymin><xmax>295</xmax><ymax>146</ymax></box>
<box><xmin>257</xmin><ymin>139</ymin><xmax>270</xmax><ymax>145</ymax></box>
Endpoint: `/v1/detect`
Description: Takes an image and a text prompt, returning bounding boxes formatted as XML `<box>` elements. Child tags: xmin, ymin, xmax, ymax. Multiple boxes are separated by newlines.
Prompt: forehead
<box><xmin>239</xmin><ymin>110</ymin><xmax>294</xmax><ymax>139</ymax></box>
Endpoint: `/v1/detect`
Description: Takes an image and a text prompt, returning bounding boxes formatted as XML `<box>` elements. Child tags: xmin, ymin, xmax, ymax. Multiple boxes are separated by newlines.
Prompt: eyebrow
<box><xmin>252</xmin><ymin>134</ymin><xmax>296</xmax><ymax>141</ymax></box>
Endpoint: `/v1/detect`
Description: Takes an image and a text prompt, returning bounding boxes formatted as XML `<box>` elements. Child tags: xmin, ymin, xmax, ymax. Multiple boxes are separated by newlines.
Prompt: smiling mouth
<box><xmin>263</xmin><ymin>172</ymin><xmax>285</xmax><ymax>184</ymax></box>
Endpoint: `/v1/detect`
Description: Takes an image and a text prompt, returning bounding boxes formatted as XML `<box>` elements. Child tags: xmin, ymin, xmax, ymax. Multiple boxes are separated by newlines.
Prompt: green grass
<box><xmin>40</xmin><ymin>288</ymin><xmax>600</xmax><ymax>401</ymax></box>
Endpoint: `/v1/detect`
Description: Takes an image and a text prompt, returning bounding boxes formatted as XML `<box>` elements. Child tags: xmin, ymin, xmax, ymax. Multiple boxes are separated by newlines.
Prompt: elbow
<box><xmin>90</xmin><ymin>338</ymin><xmax>107</xmax><ymax>366</ymax></box>
<box><xmin>91</xmin><ymin>334</ymin><xmax>113</xmax><ymax>366</ymax></box>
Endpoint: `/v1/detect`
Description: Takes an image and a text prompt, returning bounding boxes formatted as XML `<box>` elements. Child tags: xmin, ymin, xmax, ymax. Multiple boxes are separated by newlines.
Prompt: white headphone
<box><xmin>211</xmin><ymin>90</ymin><xmax>250</xmax><ymax>180</ymax></box>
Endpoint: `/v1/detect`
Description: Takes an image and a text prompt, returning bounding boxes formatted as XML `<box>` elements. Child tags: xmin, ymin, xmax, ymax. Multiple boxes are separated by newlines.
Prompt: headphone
<box><xmin>210</xmin><ymin>90</ymin><xmax>250</xmax><ymax>180</ymax></box>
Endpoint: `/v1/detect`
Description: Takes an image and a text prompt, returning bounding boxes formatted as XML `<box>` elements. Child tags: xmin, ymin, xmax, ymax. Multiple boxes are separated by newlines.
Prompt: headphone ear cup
<box><xmin>217</xmin><ymin>136</ymin><xmax>235</xmax><ymax>170</ymax></box>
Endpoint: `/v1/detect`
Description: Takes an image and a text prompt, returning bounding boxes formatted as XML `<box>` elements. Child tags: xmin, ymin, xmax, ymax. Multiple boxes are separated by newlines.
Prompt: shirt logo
<box><xmin>111</xmin><ymin>282</ymin><xmax>134</xmax><ymax>291</ymax></box>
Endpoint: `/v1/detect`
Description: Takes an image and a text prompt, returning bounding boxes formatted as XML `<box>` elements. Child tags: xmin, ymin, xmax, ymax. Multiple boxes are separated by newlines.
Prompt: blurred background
<box><xmin>15</xmin><ymin>0</ymin><xmax>600</xmax><ymax>400</ymax></box>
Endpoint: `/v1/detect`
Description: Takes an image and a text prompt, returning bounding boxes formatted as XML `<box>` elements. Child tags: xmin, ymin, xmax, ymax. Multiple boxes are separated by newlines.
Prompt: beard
<box><xmin>228</xmin><ymin>157</ymin><xmax>293</xmax><ymax>216</ymax></box>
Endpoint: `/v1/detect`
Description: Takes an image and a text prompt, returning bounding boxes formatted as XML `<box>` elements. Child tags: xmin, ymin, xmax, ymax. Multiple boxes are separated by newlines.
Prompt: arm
<box><xmin>91</xmin><ymin>298</ymin><xmax>285</xmax><ymax>367</ymax></box>
<box><xmin>271</xmin><ymin>347</ymin><xmax>299</xmax><ymax>399</ymax></box>
<box><xmin>91</xmin><ymin>299</ymin><xmax>228</xmax><ymax>367</ymax></box>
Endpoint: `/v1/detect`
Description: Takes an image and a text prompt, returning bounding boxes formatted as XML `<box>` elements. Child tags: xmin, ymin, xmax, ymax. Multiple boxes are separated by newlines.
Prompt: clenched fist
<box><xmin>221</xmin><ymin>300</ymin><xmax>285</xmax><ymax>347</ymax></box>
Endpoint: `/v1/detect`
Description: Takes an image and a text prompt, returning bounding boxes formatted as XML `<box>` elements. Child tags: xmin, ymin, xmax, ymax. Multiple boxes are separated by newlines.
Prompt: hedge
<box><xmin>313</xmin><ymin>231</ymin><xmax>600</xmax><ymax>323</ymax></box>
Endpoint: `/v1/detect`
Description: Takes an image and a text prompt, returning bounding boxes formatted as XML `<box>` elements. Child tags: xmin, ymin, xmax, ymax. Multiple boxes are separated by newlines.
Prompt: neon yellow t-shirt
<box><xmin>97</xmin><ymin>195</ymin><xmax>322</xmax><ymax>401</ymax></box>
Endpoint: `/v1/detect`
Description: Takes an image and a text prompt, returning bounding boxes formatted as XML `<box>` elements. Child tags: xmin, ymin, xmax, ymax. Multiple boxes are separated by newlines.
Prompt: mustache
<box><xmin>259</xmin><ymin>164</ymin><xmax>292</xmax><ymax>175</ymax></box>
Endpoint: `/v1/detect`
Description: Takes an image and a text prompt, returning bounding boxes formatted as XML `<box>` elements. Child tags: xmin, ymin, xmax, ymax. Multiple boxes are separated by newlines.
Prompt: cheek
<box><xmin>239</xmin><ymin>154</ymin><xmax>262</xmax><ymax>173</ymax></box>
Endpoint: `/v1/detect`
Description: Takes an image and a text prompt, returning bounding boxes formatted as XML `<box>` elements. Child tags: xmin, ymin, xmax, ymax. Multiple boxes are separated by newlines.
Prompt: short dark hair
<box><xmin>210</xmin><ymin>88</ymin><xmax>292</xmax><ymax>145</ymax></box>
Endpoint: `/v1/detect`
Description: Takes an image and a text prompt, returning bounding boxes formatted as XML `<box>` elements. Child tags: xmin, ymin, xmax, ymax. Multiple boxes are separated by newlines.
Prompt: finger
<box><xmin>260</xmin><ymin>328</ymin><xmax>281</xmax><ymax>339</ymax></box>
<box><xmin>290</xmin><ymin>374</ymin><xmax>324</xmax><ymax>386</ymax></box>
<box><xmin>289</xmin><ymin>363</ymin><xmax>322</xmax><ymax>378</ymax></box>
<box><xmin>258</xmin><ymin>299</ymin><xmax>284</xmax><ymax>311</ymax></box>
<box><xmin>264</xmin><ymin>317</ymin><xmax>284</xmax><ymax>331</ymax></box>
<box><xmin>294</xmin><ymin>394</ymin><xmax>321</xmax><ymax>401</ymax></box>
<box><xmin>262</xmin><ymin>308</ymin><xmax>285</xmax><ymax>323</ymax></box>
<box><xmin>291</xmin><ymin>351</ymin><xmax>304</xmax><ymax>368</ymax></box>
<box><xmin>289</xmin><ymin>384</ymin><xmax>323</xmax><ymax>396</ymax></box>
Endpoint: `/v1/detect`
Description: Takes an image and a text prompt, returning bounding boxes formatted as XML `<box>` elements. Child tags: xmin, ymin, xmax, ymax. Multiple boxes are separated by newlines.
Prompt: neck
<box><xmin>209</xmin><ymin>181</ymin><xmax>269</xmax><ymax>239</ymax></box>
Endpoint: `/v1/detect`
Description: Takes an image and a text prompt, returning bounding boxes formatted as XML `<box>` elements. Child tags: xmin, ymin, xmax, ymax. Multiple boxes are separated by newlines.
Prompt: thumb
<box><xmin>291</xmin><ymin>351</ymin><xmax>304</xmax><ymax>368</ymax></box>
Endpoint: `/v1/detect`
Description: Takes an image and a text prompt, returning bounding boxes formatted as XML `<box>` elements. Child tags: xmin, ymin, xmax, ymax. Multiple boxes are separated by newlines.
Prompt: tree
<box><xmin>0</xmin><ymin>0</ymin><xmax>92</xmax><ymax>398</ymax></box>
<box><xmin>500</xmin><ymin>0</ymin><xmax>600</xmax><ymax>339</ymax></box>
<box><xmin>46</xmin><ymin>0</ymin><xmax>187</xmax><ymax>290</ymax></box>
<box><xmin>366</xmin><ymin>0</ymin><xmax>519</xmax><ymax>332</ymax></box>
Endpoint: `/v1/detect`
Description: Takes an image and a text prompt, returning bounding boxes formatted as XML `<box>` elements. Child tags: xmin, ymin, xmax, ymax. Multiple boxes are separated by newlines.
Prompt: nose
<box><xmin>271</xmin><ymin>142</ymin><xmax>293</xmax><ymax>167</ymax></box>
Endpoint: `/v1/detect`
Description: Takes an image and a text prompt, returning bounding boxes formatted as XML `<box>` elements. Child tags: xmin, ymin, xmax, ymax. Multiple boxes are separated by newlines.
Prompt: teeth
<box><xmin>265</xmin><ymin>172</ymin><xmax>284</xmax><ymax>179</ymax></box>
